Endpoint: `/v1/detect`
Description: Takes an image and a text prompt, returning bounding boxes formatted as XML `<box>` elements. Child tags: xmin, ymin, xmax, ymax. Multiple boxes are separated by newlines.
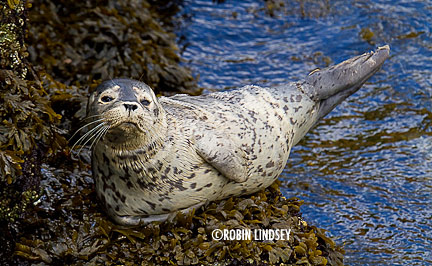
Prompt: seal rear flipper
<box><xmin>194</xmin><ymin>131</ymin><xmax>248</xmax><ymax>183</ymax></box>
<box><xmin>303</xmin><ymin>45</ymin><xmax>390</xmax><ymax>124</ymax></box>
<box><xmin>305</xmin><ymin>45</ymin><xmax>390</xmax><ymax>100</ymax></box>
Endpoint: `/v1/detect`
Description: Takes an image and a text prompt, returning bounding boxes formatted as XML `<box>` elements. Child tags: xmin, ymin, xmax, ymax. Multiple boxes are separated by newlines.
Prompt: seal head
<box><xmin>87</xmin><ymin>79</ymin><xmax>167</xmax><ymax>150</ymax></box>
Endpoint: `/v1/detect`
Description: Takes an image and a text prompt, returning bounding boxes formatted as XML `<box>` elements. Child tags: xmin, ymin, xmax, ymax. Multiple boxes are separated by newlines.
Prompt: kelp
<box><xmin>27</xmin><ymin>0</ymin><xmax>200</xmax><ymax>96</ymax></box>
<box><xmin>0</xmin><ymin>0</ymin><xmax>198</xmax><ymax>262</ymax></box>
<box><xmin>1</xmin><ymin>0</ymin><xmax>200</xmax><ymax>222</ymax></box>
<box><xmin>13</xmin><ymin>169</ymin><xmax>344</xmax><ymax>265</ymax></box>
<box><xmin>0</xmin><ymin>1</ymin><xmax>63</xmax><ymax>215</ymax></box>
<box><xmin>1</xmin><ymin>0</ymin><xmax>345</xmax><ymax>265</ymax></box>
<box><xmin>0</xmin><ymin>0</ymin><xmax>66</xmax><ymax>261</ymax></box>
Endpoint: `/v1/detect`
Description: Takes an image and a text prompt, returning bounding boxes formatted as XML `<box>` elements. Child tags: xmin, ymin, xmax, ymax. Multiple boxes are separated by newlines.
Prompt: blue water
<box><xmin>177</xmin><ymin>0</ymin><xmax>432</xmax><ymax>265</ymax></box>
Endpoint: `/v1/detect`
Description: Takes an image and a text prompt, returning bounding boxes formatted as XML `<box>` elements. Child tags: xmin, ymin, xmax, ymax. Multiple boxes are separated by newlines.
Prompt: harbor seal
<box><xmin>80</xmin><ymin>45</ymin><xmax>389</xmax><ymax>225</ymax></box>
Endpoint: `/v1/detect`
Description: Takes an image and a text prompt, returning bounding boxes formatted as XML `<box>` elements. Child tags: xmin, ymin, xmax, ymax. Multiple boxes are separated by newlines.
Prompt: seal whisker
<box><xmin>68</xmin><ymin>118</ymin><xmax>107</xmax><ymax>144</ymax></box>
<box><xmin>79</xmin><ymin>114</ymin><xmax>104</xmax><ymax>122</ymax></box>
<box><xmin>71</xmin><ymin>122</ymin><xmax>107</xmax><ymax>152</ymax></box>
<box><xmin>138</xmin><ymin>72</ymin><xmax>146</xmax><ymax>83</ymax></box>
<box><xmin>75</xmin><ymin>123</ymin><xmax>108</xmax><ymax>157</ymax></box>
<box><xmin>89</xmin><ymin>125</ymin><xmax>110</xmax><ymax>152</ymax></box>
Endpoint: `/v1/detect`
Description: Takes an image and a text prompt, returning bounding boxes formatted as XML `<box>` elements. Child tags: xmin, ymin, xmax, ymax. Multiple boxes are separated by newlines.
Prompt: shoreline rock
<box><xmin>0</xmin><ymin>1</ymin><xmax>344</xmax><ymax>265</ymax></box>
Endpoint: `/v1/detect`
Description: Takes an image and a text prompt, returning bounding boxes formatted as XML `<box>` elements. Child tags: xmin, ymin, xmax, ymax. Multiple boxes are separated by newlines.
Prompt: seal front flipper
<box><xmin>194</xmin><ymin>131</ymin><xmax>248</xmax><ymax>183</ymax></box>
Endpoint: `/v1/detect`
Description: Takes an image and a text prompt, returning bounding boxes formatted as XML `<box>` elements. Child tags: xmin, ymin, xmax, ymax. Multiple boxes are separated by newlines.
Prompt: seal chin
<box><xmin>104</xmin><ymin>121</ymin><xmax>145</xmax><ymax>144</ymax></box>
<box><xmin>120</xmin><ymin>122</ymin><xmax>140</xmax><ymax>130</ymax></box>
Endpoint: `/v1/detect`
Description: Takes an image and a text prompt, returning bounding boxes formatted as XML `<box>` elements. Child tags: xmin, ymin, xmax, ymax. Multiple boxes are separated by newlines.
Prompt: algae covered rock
<box><xmin>0</xmin><ymin>0</ymin><xmax>199</xmax><ymax>263</ymax></box>
<box><xmin>27</xmin><ymin>0</ymin><xmax>200</xmax><ymax>96</ymax></box>
<box><xmin>0</xmin><ymin>0</ymin><xmax>66</xmax><ymax>262</ymax></box>
<box><xmin>13</xmin><ymin>170</ymin><xmax>344</xmax><ymax>265</ymax></box>
<box><xmin>0</xmin><ymin>1</ymin><xmax>344</xmax><ymax>265</ymax></box>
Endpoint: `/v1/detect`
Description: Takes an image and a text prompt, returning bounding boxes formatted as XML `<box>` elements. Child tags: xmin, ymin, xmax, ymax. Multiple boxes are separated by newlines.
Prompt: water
<box><xmin>176</xmin><ymin>1</ymin><xmax>432</xmax><ymax>265</ymax></box>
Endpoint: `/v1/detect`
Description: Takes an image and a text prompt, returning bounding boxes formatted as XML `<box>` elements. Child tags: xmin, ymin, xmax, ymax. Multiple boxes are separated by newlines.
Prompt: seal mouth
<box><xmin>110</xmin><ymin>121</ymin><xmax>141</xmax><ymax>131</ymax></box>
<box><xmin>122</xmin><ymin>122</ymin><xmax>138</xmax><ymax>127</ymax></box>
<box><xmin>118</xmin><ymin>121</ymin><xmax>140</xmax><ymax>130</ymax></box>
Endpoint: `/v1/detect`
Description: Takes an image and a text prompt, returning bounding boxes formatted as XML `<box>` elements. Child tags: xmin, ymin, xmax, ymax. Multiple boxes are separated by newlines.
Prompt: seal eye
<box><xmin>141</xmin><ymin>99</ymin><xmax>150</xmax><ymax>106</ymax></box>
<box><xmin>101</xmin><ymin>96</ymin><xmax>114</xmax><ymax>103</ymax></box>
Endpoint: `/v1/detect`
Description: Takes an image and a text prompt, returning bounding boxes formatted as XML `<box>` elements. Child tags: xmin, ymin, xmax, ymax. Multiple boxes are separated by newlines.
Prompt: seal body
<box><xmin>87</xmin><ymin>46</ymin><xmax>390</xmax><ymax>225</ymax></box>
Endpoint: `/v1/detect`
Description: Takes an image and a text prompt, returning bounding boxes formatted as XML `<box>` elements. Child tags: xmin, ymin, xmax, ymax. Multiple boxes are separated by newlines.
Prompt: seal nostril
<box><xmin>124</xmin><ymin>103</ymin><xmax>138</xmax><ymax>111</ymax></box>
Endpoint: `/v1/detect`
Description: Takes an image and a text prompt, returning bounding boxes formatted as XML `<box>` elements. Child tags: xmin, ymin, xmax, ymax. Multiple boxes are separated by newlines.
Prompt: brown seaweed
<box><xmin>0</xmin><ymin>1</ymin><xmax>345</xmax><ymax>265</ymax></box>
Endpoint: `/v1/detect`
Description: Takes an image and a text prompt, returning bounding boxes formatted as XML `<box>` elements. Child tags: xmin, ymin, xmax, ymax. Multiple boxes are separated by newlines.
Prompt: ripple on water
<box><xmin>178</xmin><ymin>0</ymin><xmax>432</xmax><ymax>265</ymax></box>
